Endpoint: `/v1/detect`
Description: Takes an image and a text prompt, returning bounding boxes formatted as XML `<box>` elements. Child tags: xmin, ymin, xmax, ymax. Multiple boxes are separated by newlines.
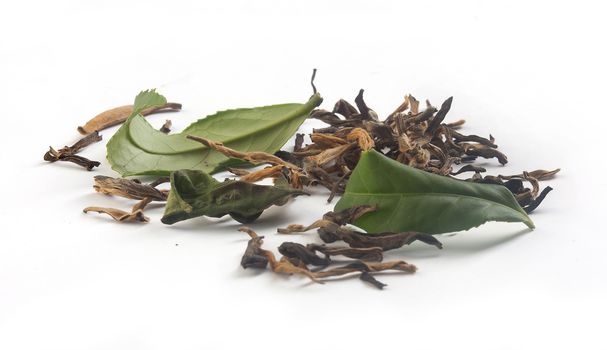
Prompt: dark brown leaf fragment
<box><xmin>278</xmin><ymin>242</ymin><xmax>330</xmax><ymax>266</ymax></box>
<box><xmin>240</xmin><ymin>227</ymin><xmax>269</xmax><ymax>269</ymax></box>
<box><xmin>44</xmin><ymin>132</ymin><xmax>102</xmax><ymax>170</ymax></box>
<box><xmin>360</xmin><ymin>271</ymin><xmax>387</xmax><ymax>289</ymax></box>
<box><xmin>159</xmin><ymin>120</ymin><xmax>172</xmax><ymax>134</ymax></box>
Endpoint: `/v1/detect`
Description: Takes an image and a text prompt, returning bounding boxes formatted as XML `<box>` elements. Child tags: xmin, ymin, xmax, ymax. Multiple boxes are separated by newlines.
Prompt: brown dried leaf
<box><xmin>346</xmin><ymin>128</ymin><xmax>375</xmax><ymax>151</ymax></box>
<box><xmin>43</xmin><ymin>132</ymin><xmax>103</xmax><ymax>170</ymax></box>
<box><xmin>93</xmin><ymin>176</ymin><xmax>167</xmax><ymax>201</ymax></box>
<box><xmin>77</xmin><ymin>102</ymin><xmax>181</xmax><ymax>135</ymax></box>
<box><xmin>239</xmin><ymin>227</ymin><xmax>320</xmax><ymax>283</ymax></box>
<box><xmin>83</xmin><ymin>198</ymin><xmax>152</xmax><ymax>223</ymax></box>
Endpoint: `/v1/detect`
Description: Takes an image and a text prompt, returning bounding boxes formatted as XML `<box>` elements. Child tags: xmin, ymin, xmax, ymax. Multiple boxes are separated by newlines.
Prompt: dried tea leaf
<box><xmin>83</xmin><ymin>198</ymin><xmax>152</xmax><ymax>223</ymax></box>
<box><xmin>307</xmin><ymin>244</ymin><xmax>384</xmax><ymax>262</ymax></box>
<box><xmin>107</xmin><ymin>93</ymin><xmax>323</xmax><ymax>176</ymax></box>
<box><xmin>161</xmin><ymin>169</ymin><xmax>308</xmax><ymax>225</ymax></box>
<box><xmin>77</xmin><ymin>89</ymin><xmax>181</xmax><ymax>135</ymax></box>
<box><xmin>313</xmin><ymin>260</ymin><xmax>417</xmax><ymax>279</ymax></box>
<box><xmin>93</xmin><ymin>175</ymin><xmax>167</xmax><ymax>201</ymax></box>
<box><xmin>278</xmin><ymin>242</ymin><xmax>330</xmax><ymax>266</ymax></box>
<box><xmin>44</xmin><ymin>131</ymin><xmax>102</xmax><ymax>170</ymax></box>
<box><xmin>239</xmin><ymin>227</ymin><xmax>413</xmax><ymax>288</ymax></box>
<box><xmin>360</xmin><ymin>271</ymin><xmax>387</xmax><ymax>289</ymax></box>
<box><xmin>186</xmin><ymin>135</ymin><xmax>299</xmax><ymax>169</ymax></box>
<box><xmin>335</xmin><ymin>150</ymin><xmax>534</xmax><ymax>234</ymax></box>
<box><xmin>239</xmin><ymin>227</ymin><xmax>270</xmax><ymax>269</ymax></box>
<box><xmin>159</xmin><ymin>120</ymin><xmax>172</xmax><ymax>134</ymax></box>
<box><xmin>239</xmin><ymin>227</ymin><xmax>320</xmax><ymax>282</ymax></box>
<box><xmin>278</xmin><ymin>206</ymin><xmax>443</xmax><ymax>251</ymax></box>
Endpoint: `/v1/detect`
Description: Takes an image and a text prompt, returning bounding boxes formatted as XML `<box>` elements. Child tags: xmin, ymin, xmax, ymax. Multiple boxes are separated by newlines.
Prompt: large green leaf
<box><xmin>161</xmin><ymin>169</ymin><xmax>307</xmax><ymax>225</ymax></box>
<box><xmin>107</xmin><ymin>93</ymin><xmax>323</xmax><ymax>176</ymax></box>
<box><xmin>334</xmin><ymin>150</ymin><xmax>534</xmax><ymax>234</ymax></box>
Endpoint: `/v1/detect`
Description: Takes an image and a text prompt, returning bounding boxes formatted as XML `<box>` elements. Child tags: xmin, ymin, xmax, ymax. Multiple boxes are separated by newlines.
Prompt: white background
<box><xmin>1</xmin><ymin>1</ymin><xmax>605</xmax><ymax>349</ymax></box>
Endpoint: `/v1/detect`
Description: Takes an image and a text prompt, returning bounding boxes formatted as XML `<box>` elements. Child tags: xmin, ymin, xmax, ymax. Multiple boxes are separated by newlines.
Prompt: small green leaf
<box><xmin>334</xmin><ymin>150</ymin><xmax>534</xmax><ymax>234</ymax></box>
<box><xmin>161</xmin><ymin>169</ymin><xmax>307</xmax><ymax>225</ymax></box>
<box><xmin>131</xmin><ymin>89</ymin><xmax>167</xmax><ymax>117</ymax></box>
<box><xmin>107</xmin><ymin>93</ymin><xmax>323</xmax><ymax>176</ymax></box>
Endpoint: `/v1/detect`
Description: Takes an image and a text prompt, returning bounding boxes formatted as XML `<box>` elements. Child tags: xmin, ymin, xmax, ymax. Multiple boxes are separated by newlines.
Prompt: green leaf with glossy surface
<box><xmin>334</xmin><ymin>150</ymin><xmax>534</xmax><ymax>234</ymax></box>
<box><xmin>161</xmin><ymin>169</ymin><xmax>307</xmax><ymax>225</ymax></box>
<box><xmin>107</xmin><ymin>93</ymin><xmax>323</xmax><ymax>176</ymax></box>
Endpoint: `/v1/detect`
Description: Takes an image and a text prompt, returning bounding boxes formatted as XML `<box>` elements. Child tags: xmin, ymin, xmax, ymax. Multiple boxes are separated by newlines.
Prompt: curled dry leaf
<box><xmin>77</xmin><ymin>103</ymin><xmax>181</xmax><ymax>135</ymax></box>
<box><xmin>313</xmin><ymin>260</ymin><xmax>417</xmax><ymax>279</ymax></box>
<box><xmin>239</xmin><ymin>227</ymin><xmax>416</xmax><ymax>289</ymax></box>
<box><xmin>159</xmin><ymin>120</ymin><xmax>172</xmax><ymax>134</ymax></box>
<box><xmin>239</xmin><ymin>227</ymin><xmax>320</xmax><ymax>282</ymax></box>
<box><xmin>43</xmin><ymin>131</ymin><xmax>102</xmax><ymax>170</ymax></box>
<box><xmin>187</xmin><ymin>135</ymin><xmax>312</xmax><ymax>189</ymax></box>
<box><xmin>83</xmin><ymin>198</ymin><xmax>152</xmax><ymax>223</ymax></box>
<box><xmin>278</xmin><ymin>242</ymin><xmax>330</xmax><ymax>267</ymax></box>
<box><xmin>278</xmin><ymin>205</ymin><xmax>443</xmax><ymax>251</ymax></box>
<box><xmin>307</xmin><ymin>244</ymin><xmax>383</xmax><ymax>262</ymax></box>
<box><xmin>93</xmin><ymin>175</ymin><xmax>168</xmax><ymax>201</ymax></box>
<box><xmin>186</xmin><ymin>135</ymin><xmax>299</xmax><ymax>169</ymax></box>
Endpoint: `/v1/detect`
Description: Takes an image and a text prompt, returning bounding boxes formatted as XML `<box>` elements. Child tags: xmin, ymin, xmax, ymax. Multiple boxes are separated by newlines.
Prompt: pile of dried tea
<box><xmin>43</xmin><ymin>72</ymin><xmax>559</xmax><ymax>289</ymax></box>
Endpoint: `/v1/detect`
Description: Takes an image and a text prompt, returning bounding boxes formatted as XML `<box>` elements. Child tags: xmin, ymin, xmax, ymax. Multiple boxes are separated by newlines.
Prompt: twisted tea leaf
<box><xmin>161</xmin><ymin>169</ymin><xmax>307</xmax><ymax>225</ymax></box>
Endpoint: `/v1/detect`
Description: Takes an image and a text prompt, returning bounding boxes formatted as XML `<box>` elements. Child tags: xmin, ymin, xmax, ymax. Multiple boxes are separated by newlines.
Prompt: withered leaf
<box><xmin>93</xmin><ymin>175</ymin><xmax>167</xmax><ymax>201</ymax></box>
<box><xmin>239</xmin><ymin>227</ymin><xmax>320</xmax><ymax>282</ymax></box>
<box><xmin>44</xmin><ymin>131</ymin><xmax>102</xmax><ymax>170</ymax></box>
<box><xmin>278</xmin><ymin>242</ymin><xmax>330</xmax><ymax>266</ymax></box>
<box><xmin>239</xmin><ymin>227</ymin><xmax>414</xmax><ymax>288</ymax></box>
<box><xmin>83</xmin><ymin>198</ymin><xmax>152</xmax><ymax>223</ymax></box>
<box><xmin>78</xmin><ymin>102</ymin><xmax>181</xmax><ymax>135</ymax></box>
<box><xmin>161</xmin><ymin>169</ymin><xmax>308</xmax><ymax>225</ymax></box>
<box><xmin>277</xmin><ymin>206</ymin><xmax>443</xmax><ymax>251</ymax></box>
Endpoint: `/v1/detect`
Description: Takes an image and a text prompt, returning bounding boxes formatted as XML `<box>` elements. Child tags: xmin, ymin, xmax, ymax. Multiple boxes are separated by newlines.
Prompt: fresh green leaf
<box><xmin>107</xmin><ymin>93</ymin><xmax>323</xmax><ymax>176</ymax></box>
<box><xmin>131</xmin><ymin>89</ymin><xmax>168</xmax><ymax>117</ymax></box>
<box><xmin>161</xmin><ymin>169</ymin><xmax>307</xmax><ymax>225</ymax></box>
<box><xmin>334</xmin><ymin>149</ymin><xmax>534</xmax><ymax>234</ymax></box>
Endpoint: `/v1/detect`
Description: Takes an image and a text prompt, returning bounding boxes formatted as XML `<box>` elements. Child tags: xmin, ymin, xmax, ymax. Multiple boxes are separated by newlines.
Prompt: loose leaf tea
<box><xmin>78</xmin><ymin>91</ymin><xmax>181</xmax><ymax>135</ymax></box>
<box><xmin>239</xmin><ymin>227</ymin><xmax>416</xmax><ymax>289</ymax></box>
<box><xmin>239</xmin><ymin>227</ymin><xmax>319</xmax><ymax>282</ymax></box>
<box><xmin>222</xmin><ymin>90</ymin><xmax>555</xmax><ymax>214</ymax></box>
<box><xmin>107</xmin><ymin>93</ymin><xmax>323</xmax><ymax>176</ymax></box>
<box><xmin>84</xmin><ymin>176</ymin><xmax>168</xmax><ymax>223</ymax></box>
<box><xmin>93</xmin><ymin>175</ymin><xmax>168</xmax><ymax>201</ymax></box>
<box><xmin>335</xmin><ymin>150</ymin><xmax>534</xmax><ymax>234</ymax></box>
<box><xmin>44</xmin><ymin>131</ymin><xmax>102</xmax><ymax>170</ymax></box>
<box><xmin>43</xmin><ymin>73</ymin><xmax>561</xmax><ymax>289</ymax></box>
<box><xmin>161</xmin><ymin>169</ymin><xmax>308</xmax><ymax>225</ymax></box>
<box><xmin>278</xmin><ymin>205</ymin><xmax>443</xmax><ymax>251</ymax></box>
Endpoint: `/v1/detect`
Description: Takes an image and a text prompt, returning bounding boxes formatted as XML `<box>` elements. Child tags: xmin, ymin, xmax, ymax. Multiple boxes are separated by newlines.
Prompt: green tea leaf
<box><xmin>334</xmin><ymin>150</ymin><xmax>534</xmax><ymax>234</ymax></box>
<box><xmin>131</xmin><ymin>89</ymin><xmax>168</xmax><ymax>117</ymax></box>
<box><xmin>107</xmin><ymin>93</ymin><xmax>323</xmax><ymax>176</ymax></box>
<box><xmin>161</xmin><ymin>169</ymin><xmax>307</xmax><ymax>225</ymax></box>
